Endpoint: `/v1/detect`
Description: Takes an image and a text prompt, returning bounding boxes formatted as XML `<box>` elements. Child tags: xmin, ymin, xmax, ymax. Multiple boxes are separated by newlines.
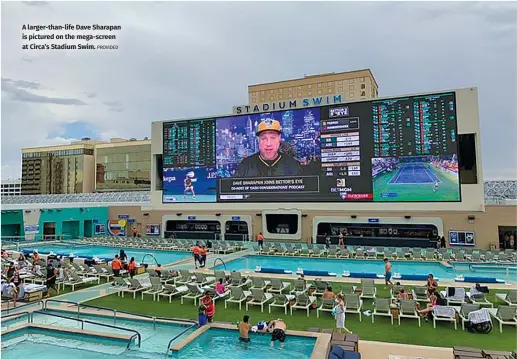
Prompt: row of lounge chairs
<box><xmin>252</xmin><ymin>243</ymin><xmax>517</xmax><ymax>263</ymax></box>
<box><xmin>77</xmin><ymin>236</ymin><xmax>243</xmax><ymax>254</ymax></box>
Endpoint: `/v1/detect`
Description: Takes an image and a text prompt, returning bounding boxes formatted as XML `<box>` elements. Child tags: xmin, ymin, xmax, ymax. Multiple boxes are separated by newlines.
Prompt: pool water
<box><xmin>217</xmin><ymin>255</ymin><xmax>516</xmax><ymax>282</ymax></box>
<box><xmin>176</xmin><ymin>328</ymin><xmax>315</xmax><ymax>359</ymax></box>
<box><xmin>21</xmin><ymin>244</ymin><xmax>191</xmax><ymax>265</ymax></box>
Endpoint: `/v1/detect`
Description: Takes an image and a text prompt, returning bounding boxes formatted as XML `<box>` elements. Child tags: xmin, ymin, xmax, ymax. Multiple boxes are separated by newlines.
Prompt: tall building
<box><xmin>20</xmin><ymin>137</ymin><xmax>152</xmax><ymax>195</ymax></box>
<box><xmin>95</xmin><ymin>138</ymin><xmax>151</xmax><ymax>192</ymax></box>
<box><xmin>21</xmin><ymin>139</ymin><xmax>97</xmax><ymax>195</ymax></box>
<box><xmin>1</xmin><ymin>179</ymin><xmax>21</xmax><ymax>196</ymax></box>
<box><xmin>247</xmin><ymin>69</ymin><xmax>379</xmax><ymax>105</ymax></box>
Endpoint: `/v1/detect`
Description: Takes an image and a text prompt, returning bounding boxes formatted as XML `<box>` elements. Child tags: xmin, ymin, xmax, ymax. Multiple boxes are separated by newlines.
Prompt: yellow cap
<box><xmin>257</xmin><ymin>119</ymin><xmax>281</xmax><ymax>136</ymax></box>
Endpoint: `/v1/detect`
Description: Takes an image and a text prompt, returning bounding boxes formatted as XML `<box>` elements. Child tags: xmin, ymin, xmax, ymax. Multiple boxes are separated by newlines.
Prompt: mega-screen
<box><xmin>162</xmin><ymin>92</ymin><xmax>461</xmax><ymax>203</ymax></box>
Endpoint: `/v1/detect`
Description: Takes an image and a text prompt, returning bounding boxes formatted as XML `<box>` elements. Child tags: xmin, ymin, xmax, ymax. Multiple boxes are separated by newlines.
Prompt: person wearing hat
<box><xmin>234</xmin><ymin>119</ymin><xmax>303</xmax><ymax>178</ymax></box>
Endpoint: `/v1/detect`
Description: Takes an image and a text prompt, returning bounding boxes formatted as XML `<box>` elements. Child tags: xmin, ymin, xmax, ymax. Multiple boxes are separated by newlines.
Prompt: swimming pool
<box><xmin>20</xmin><ymin>244</ymin><xmax>191</xmax><ymax>265</ymax></box>
<box><xmin>176</xmin><ymin>328</ymin><xmax>316</xmax><ymax>359</ymax></box>
<box><xmin>216</xmin><ymin>255</ymin><xmax>516</xmax><ymax>282</ymax></box>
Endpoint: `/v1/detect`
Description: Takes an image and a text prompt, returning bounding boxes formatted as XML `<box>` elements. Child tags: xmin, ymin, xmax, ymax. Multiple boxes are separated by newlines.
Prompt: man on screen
<box><xmin>234</xmin><ymin>119</ymin><xmax>303</xmax><ymax>177</ymax></box>
<box><xmin>183</xmin><ymin>173</ymin><xmax>196</xmax><ymax>200</ymax></box>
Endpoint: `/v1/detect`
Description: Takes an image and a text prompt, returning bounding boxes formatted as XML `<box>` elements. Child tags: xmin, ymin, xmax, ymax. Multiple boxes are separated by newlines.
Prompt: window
<box><xmin>361</xmin><ymin>91</ymin><xmax>366</xmax><ymax>96</ymax></box>
<box><xmin>289</xmin><ymin>94</ymin><xmax>293</xmax><ymax>98</ymax></box>
<box><xmin>308</xmin><ymin>91</ymin><xmax>312</xmax><ymax>96</ymax></box>
<box><xmin>269</xmin><ymin>96</ymin><xmax>274</xmax><ymax>100</ymax></box>
<box><xmin>260</xmin><ymin>97</ymin><xmax>265</xmax><ymax>102</ymax></box>
<box><xmin>265</xmin><ymin>214</ymin><xmax>299</xmax><ymax>235</ymax></box>
<box><xmin>349</xmin><ymin>79</ymin><xmax>354</xmax><ymax>83</ymax></box>
<box><xmin>297</xmin><ymin>85</ymin><xmax>302</xmax><ymax>90</ymax></box>
<box><xmin>360</xmin><ymin>77</ymin><xmax>365</xmax><ymax>82</ymax></box>
<box><xmin>318</xmin><ymin>90</ymin><xmax>322</xmax><ymax>95</ymax></box>
<box><xmin>251</xmin><ymin>98</ymin><xmax>256</xmax><ymax>103</ymax></box>
<box><xmin>308</xmin><ymin>84</ymin><xmax>312</xmax><ymax>89</ymax></box>
<box><xmin>317</xmin><ymin>83</ymin><xmax>322</xmax><ymax>88</ymax></box>
<box><xmin>349</xmin><ymin>92</ymin><xmax>355</xmax><ymax>98</ymax></box>
<box><xmin>361</xmin><ymin>84</ymin><xmax>366</xmax><ymax>89</ymax></box>
<box><xmin>338</xmin><ymin>80</ymin><xmax>343</xmax><ymax>85</ymax></box>
<box><xmin>327</xmin><ymin>81</ymin><xmax>333</xmax><ymax>86</ymax></box>
<box><xmin>349</xmin><ymin>85</ymin><xmax>355</xmax><ymax>91</ymax></box>
<box><xmin>297</xmin><ymin>92</ymin><xmax>302</xmax><ymax>97</ymax></box>
<box><xmin>289</xmin><ymin>88</ymin><xmax>292</xmax><ymax>92</ymax></box>
<box><xmin>327</xmin><ymin>88</ymin><xmax>332</xmax><ymax>93</ymax></box>
<box><xmin>338</xmin><ymin>87</ymin><xmax>343</xmax><ymax>92</ymax></box>
<box><xmin>279</xmin><ymin>88</ymin><xmax>283</xmax><ymax>93</ymax></box>
<box><xmin>279</xmin><ymin>95</ymin><xmax>283</xmax><ymax>99</ymax></box>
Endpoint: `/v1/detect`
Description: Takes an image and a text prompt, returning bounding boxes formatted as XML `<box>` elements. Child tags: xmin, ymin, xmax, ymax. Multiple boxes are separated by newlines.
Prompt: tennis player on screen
<box><xmin>234</xmin><ymin>119</ymin><xmax>303</xmax><ymax>178</ymax></box>
<box><xmin>433</xmin><ymin>181</ymin><xmax>439</xmax><ymax>193</ymax></box>
<box><xmin>183</xmin><ymin>172</ymin><xmax>197</xmax><ymax>200</ymax></box>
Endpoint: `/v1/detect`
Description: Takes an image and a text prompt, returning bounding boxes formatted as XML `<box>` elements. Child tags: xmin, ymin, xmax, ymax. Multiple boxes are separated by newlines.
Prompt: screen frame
<box><xmin>161</xmin><ymin>91</ymin><xmax>463</xmax><ymax>204</ymax></box>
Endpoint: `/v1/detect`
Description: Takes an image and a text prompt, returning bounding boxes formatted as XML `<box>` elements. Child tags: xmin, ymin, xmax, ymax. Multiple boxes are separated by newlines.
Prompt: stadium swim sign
<box><xmin>233</xmin><ymin>93</ymin><xmax>345</xmax><ymax>115</ymax></box>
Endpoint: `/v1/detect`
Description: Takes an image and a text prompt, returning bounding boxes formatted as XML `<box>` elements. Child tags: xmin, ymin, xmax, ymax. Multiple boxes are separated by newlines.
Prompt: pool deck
<box><xmin>359</xmin><ymin>341</ymin><xmax>453</xmax><ymax>359</ymax></box>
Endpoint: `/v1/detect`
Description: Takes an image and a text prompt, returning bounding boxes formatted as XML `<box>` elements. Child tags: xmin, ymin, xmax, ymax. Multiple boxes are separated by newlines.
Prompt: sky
<box><xmin>1</xmin><ymin>1</ymin><xmax>516</xmax><ymax>181</ymax></box>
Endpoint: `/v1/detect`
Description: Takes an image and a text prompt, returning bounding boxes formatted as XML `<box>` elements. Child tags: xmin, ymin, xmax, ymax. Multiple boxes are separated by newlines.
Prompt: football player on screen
<box><xmin>234</xmin><ymin>119</ymin><xmax>303</xmax><ymax>178</ymax></box>
<box><xmin>183</xmin><ymin>171</ymin><xmax>197</xmax><ymax>200</ymax></box>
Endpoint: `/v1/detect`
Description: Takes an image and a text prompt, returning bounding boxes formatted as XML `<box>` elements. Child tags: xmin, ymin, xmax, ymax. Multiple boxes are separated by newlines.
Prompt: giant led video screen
<box><xmin>162</xmin><ymin>92</ymin><xmax>461</xmax><ymax>203</ymax></box>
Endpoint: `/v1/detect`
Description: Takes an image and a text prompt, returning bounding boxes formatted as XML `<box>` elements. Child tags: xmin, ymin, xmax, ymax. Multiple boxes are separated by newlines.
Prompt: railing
<box><xmin>32</xmin><ymin>310</ymin><xmax>141</xmax><ymax>348</ymax></box>
<box><xmin>141</xmin><ymin>253</ymin><xmax>159</xmax><ymax>266</ymax></box>
<box><xmin>213</xmin><ymin>257</ymin><xmax>226</xmax><ymax>270</ymax></box>
<box><xmin>1</xmin><ymin>311</ymin><xmax>32</xmax><ymax>325</ymax></box>
<box><xmin>166</xmin><ymin>322</ymin><xmax>198</xmax><ymax>355</ymax></box>
<box><xmin>1</xmin><ymin>299</ymin><xmax>44</xmax><ymax>314</ymax></box>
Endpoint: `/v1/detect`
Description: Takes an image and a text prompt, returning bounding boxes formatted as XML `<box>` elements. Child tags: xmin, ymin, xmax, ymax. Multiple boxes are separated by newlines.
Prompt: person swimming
<box><xmin>267</xmin><ymin>319</ymin><xmax>287</xmax><ymax>348</ymax></box>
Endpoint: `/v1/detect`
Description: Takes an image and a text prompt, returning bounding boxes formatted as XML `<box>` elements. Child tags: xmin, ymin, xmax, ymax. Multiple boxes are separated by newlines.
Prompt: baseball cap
<box><xmin>256</xmin><ymin>119</ymin><xmax>281</xmax><ymax>136</ymax></box>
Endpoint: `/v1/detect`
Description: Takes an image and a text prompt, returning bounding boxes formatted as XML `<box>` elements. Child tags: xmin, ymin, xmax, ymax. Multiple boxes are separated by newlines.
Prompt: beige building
<box><xmin>247</xmin><ymin>69</ymin><xmax>379</xmax><ymax>105</ymax></box>
<box><xmin>20</xmin><ymin>137</ymin><xmax>152</xmax><ymax>195</ymax></box>
<box><xmin>95</xmin><ymin>138</ymin><xmax>152</xmax><ymax>192</ymax></box>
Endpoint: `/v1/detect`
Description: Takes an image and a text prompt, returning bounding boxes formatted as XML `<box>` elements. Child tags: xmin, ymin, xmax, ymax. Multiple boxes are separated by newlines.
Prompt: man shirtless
<box><xmin>268</xmin><ymin>319</ymin><xmax>287</xmax><ymax>348</ymax></box>
<box><xmin>384</xmin><ymin>258</ymin><xmax>393</xmax><ymax>287</ymax></box>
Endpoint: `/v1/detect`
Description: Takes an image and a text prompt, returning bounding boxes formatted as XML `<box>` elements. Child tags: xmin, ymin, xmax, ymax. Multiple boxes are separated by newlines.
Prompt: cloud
<box><xmin>1</xmin><ymin>1</ymin><xmax>516</xmax><ymax>182</ymax></box>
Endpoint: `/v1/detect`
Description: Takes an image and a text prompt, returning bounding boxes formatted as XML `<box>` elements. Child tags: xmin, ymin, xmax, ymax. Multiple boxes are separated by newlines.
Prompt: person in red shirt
<box><xmin>199</xmin><ymin>246</ymin><xmax>208</xmax><ymax>268</ymax></box>
<box><xmin>192</xmin><ymin>242</ymin><xmax>201</xmax><ymax>269</ymax></box>
<box><xmin>200</xmin><ymin>291</ymin><xmax>215</xmax><ymax>322</ymax></box>
<box><xmin>111</xmin><ymin>255</ymin><xmax>122</xmax><ymax>277</ymax></box>
<box><xmin>257</xmin><ymin>232</ymin><xmax>264</xmax><ymax>249</ymax></box>
<box><xmin>128</xmin><ymin>257</ymin><xmax>137</xmax><ymax>278</ymax></box>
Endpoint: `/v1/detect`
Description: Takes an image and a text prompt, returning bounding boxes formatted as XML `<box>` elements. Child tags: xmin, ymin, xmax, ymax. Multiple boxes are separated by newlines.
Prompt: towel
<box><xmin>448</xmin><ymin>287</ymin><xmax>456</xmax><ymax>297</ymax></box>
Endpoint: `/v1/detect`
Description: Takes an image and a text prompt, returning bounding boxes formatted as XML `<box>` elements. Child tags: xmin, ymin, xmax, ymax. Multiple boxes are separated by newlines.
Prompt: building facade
<box><xmin>1</xmin><ymin>179</ymin><xmax>21</xmax><ymax>196</ymax></box>
<box><xmin>21</xmin><ymin>142</ymin><xmax>96</xmax><ymax>195</ymax></box>
<box><xmin>247</xmin><ymin>69</ymin><xmax>379</xmax><ymax>105</ymax></box>
<box><xmin>95</xmin><ymin>138</ymin><xmax>152</xmax><ymax>192</ymax></box>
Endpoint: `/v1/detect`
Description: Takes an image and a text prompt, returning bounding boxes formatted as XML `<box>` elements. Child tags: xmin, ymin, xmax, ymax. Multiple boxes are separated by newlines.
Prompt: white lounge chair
<box><xmin>317</xmin><ymin>297</ymin><xmax>335</xmax><ymax>318</ymax></box>
<box><xmin>432</xmin><ymin>305</ymin><xmax>457</xmax><ymax>330</ymax></box>
<box><xmin>157</xmin><ymin>284</ymin><xmax>188</xmax><ymax>303</ymax></box>
<box><xmin>489</xmin><ymin>306</ymin><xmax>517</xmax><ymax>333</ymax></box>
<box><xmin>225</xmin><ymin>287</ymin><xmax>251</xmax><ymax>310</ymax></box>
<box><xmin>344</xmin><ymin>293</ymin><xmax>362</xmax><ymax>322</ymax></box>
<box><xmin>372</xmin><ymin>298</ymin><xmax>393</xmax><ymax>325</ymax></box>
<box><xmin>246</xmin><ymin>288</ymin><xmax>273</xmax><ymax>313</ymax></box>
<box><xmin>141</xmin><ymin>277</ymin><xmax>164</xmax><ymax>301</ymax></box>
<box><xmin>495</xmin><ymin>291</ymin><xmax>517</xmax><ymax>306</ymax></box>
<box><xmin>290</xmin><ymin>293</ymin><xmax>316</xmax><ymax>317</ymax></box>
<box><xmin>398</xmin><ymin>300</ymin><xmax>421</xmax><ymax>327</ymax></box>
<box><xmin>268</xmin><ymin>278</ymin><xmax>290</xmax><ymax>294</ymax></box>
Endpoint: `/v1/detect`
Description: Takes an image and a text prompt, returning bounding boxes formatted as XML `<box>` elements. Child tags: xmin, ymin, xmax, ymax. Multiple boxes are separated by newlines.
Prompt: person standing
<box><xmin>384</xmin><ymin>258</ymin><xmax>393</xmax><ymax>287</ymax></box>
<box><xmin>192</xmin><ymin>242</ymin><xmax>201</xmax><ymax>269</ymax></box>
<box><xmin>45</xmin><ymin>263</ymin><xmax>58</xmax><ymax>297</ymax></box>
<box><xmin>268</xmin><ymin>319</ymin><xmax>287</xmax><ymax>348</ymax></box>
<box><xmin>333</xmin><ymin>294</ymin><xmax>352</xmax><ymax>334</ymax></box>
<box><xmin>132</xmin><ymin>227</ymin><xmax>138</xmax><ymax>238</ymax></box>
<box><xmin>257</xmin><ymin>232</ymin><xmax>264</xmax><ymax>249</ymax></box>
<box><xmin>238</xmin><ymin>315</ymin><xmax>251</xmax><ymax>343</ymax></box>
<box><xmin>111</xmin><ymin>255</ymin><xmax>122</xmax><ymax>277</ymax></box>
<box><xmin>128</xmin><ymin>257</ymin><xmax>137</xmax><ymax>279</ymax></box>
<box><xmin>200</xmin><ymin>291</ymin><xmax>215</xmax><ymax>322</ymax></box>
<box><xmin>338</xmin><ymin>232</ymin><xmax>344</xmax><ymax>248</ymax></box>
<box><xmin>199</xmin><ymin>245</ymin><xmax>208</xmax><ymax>268</ymax></box>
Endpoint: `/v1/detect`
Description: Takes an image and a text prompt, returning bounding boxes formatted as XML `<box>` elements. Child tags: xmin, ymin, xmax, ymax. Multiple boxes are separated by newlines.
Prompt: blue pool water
<box><xmin>177</xmin><ymin>328</ymin><xmax>315</xmax><ymax>359</ymax></box>
<box><xmin>21</xmin><ymin>244</ymin><xmax>191</xmax><ymax>265</ymax></box>
<box><xmin>217</xmin><ymin>255</ymin><xmax>516</xmax><ymax>282</ymax></box>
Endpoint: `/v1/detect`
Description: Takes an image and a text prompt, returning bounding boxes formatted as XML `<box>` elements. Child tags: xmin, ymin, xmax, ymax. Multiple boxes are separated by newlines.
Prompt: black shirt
<box><xmin>234</xmin><ymin>153</ymin><xmax>303</xmax><ymax>178</ymax></box>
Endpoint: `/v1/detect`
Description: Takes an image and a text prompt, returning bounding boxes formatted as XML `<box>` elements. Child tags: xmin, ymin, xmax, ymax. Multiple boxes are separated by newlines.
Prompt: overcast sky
<box><xmin>1</xmin><ymin>1</ymin><xmax>516</xmax><ymax>181</ymax></box>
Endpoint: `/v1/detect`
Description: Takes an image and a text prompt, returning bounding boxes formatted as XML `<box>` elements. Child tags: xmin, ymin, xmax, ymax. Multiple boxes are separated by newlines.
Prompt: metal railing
<box><xmin>166</xmin><ymin>322</ymin><xmax>198</xmax><ymax>355</ymax></box>
<box><xmin>32</xmin><ymin>310</ymin><xmax>141</xmax><ymax>348</ymax></box>
<box><xmin>213</xmin><ymin>257</ymin><xmax>227</xmax><ymax>270</ymax></box>
<box><xmin>1</xmin><ymin>311</ymin><xmax>32</xmax><ymax>324</ymax></box>
<box><xmin>1</xmin><ymin>299</ymin><xmax>44</xmax><ymax>314</ymax></box>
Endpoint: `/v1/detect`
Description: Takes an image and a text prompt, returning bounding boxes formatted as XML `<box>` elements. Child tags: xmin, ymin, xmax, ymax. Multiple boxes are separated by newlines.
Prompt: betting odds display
<box><xmin>162</xmin><ymin>92</ymin><xmax>461</xmax><ymax>203</ymax></box>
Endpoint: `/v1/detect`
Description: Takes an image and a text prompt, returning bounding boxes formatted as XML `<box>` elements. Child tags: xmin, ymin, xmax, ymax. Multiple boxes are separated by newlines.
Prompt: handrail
<box><xmin>1</xmin><ymin>299</ymin><xmax>44</xmax><ymax>314</ymax></box>
<box><xmin>1</xmin><ymin>311</ymin><xmax>32</xmax><ymax>324</ymax></box>
<box><xmin>32</xmin><ymin>310</ymin><xmax>141</xmax><ymax>348</ymax></box>
<box><xmin>141</xmin><ymin>253</ymin><xmax>159</xmax><ymax>266</ymax></box>
<box><xmin>213</xmin><ymin>257</ymin><xmax>226</xmax><ymax>270</ymax></box>
<box><xmin>166</xmin><ymin>322</ymin><xmax>198</xmax><ymax>354</ymax></box>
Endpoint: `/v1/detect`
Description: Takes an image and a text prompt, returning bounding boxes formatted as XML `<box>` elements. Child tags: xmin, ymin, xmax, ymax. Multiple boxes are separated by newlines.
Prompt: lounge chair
<box><xmin>457</xmin><ymin>303</ymin><xmax>480</xmax><ymax>330</ymax></box>
<box><xmin>63</xmin><ymin>271</ymin><xmax>99</xmax><ymax>292</ymax></box>
<box><xmin>92</xmin><ymin>265</ymin><xmax>114</xmax><ymax>281</ymax></box>
<box><xmin>122</xmin><ymin>278</ymin><xmax>151</xmax><ymax>299</ymax></box>
<box><xmin>181</xmin><ymin>283</ymin><xmax>206</xmax><ymax>305</ymax></box>
<box><xmin>360</xmin><ymin>279</ymin><xmax>376</xmax><ymax>300</ymax></box>
<box><xmin>194</xmin><ymin>272</ymin><xmax>216</xmax><ymax>286</ymax></box>
<box><xmin>157</xmin><ymin>284</ymin><xmax>188</xmax><ymax>303</ymax></box>
<box><xmin>214</xmin><ymin>270</ymin><xmax>226</xmax><ymax>282</ymax></box>
<box><xmin>489</xmin><ymin>306</ymin><xmax>517</xmax><ymax>333</ymax></box>
<box><xmin>290</xmin><ymin>279</ymin><xmax>309</xmax><ymax>295</ymax></box>
<box><xmin>495</xmin><ymin>291</ymin><xmax>517</xmax><ymax>306</ymax></box>
<box><xmin>339</xmin><ymin>285</ymin><xmax>356</xmax><ymax>295</ymax></box>
<box><xmin>246</xmin><ymin>288</ymin><xmax>273</xmax><ymax>312</ymax></box>
<box><xmin>141</xmin><ymin>276</ymin><xmax>164</xmax><ymax>301</ymax></box>
<box><xmin>313</xmin><ymin>280</ymin><xmax>329</xmax><ymax>296</ymax></box>
<box><xmin>467</xmin><ymin>287</ymin><xmax>493</xmax><ymax>307</ymax></box>
<box><xmin>250</xmin><ymin>277</ymin><xmax>270</xmax><ymax>291</ymax></box>
<box><xmin>372</xmin><ymin>298</ymin><xmax>393</xmax><ymax>324</ymax></box>
<box><xmin>269</xmin><ymin>293</ymin><xmax>294</xmax><ymax>315</ymax></box>
<box><xmin>268</xmin><ymin>278</ymin><xmax>291</xmax><ymax>294</ymax></box>
<box><xmin>432</xmin><ymin>305</ymin><xmax>457</xmax><ymax>330</ymax></box>
<box><xmin>390</xmin><ymin>284</ymin><xmax>404</xmax><ymax>302</ymax></box>
<box><xmin>290</xmin><ymin>293</ymin><xmax>316</xmax><ymax>317</ymax></box>
<box><xmin>177</xmin><ymin>270</ymin><xmax>195</xmax><ymax>285</ymax></box>
<box><xmin>225</xmin><ymin>287</ymin><xmax>251</xmax><ymax>310</ymax></box>
<box><xmin>398</xmin><ymin>300</ymin><xmax>421</xmax><ymax>327</ymax></box>
<box><xmin>317</xmin><ymin>297</ymin><xmax>336</xmax><ymax>318</ymax></box>
<box><xmin>311</xmin><ymin>247</ymin><xmax>324</xmax><ymax>257</ymax></box>
<box><xmin>441</xmin><ymin>287</ymin><xmax>466</xmax><ymax>305</ymax></box>
<box><xmin>344</xmin><ymin>293</ymin><xmax>362</xmax><ymax>322</ymax></box>
<box><xmin>229</xmin><ymin>272</ymin><xmax>251</xmax><ymax>288</ymax></box>
<box><xmin>412</xmin><ymin>286</ymin><xmax>430</xmax><ymax>303</ymax></box>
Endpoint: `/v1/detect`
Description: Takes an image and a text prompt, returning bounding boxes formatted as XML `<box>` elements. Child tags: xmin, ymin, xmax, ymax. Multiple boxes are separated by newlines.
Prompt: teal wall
<box><xmin>38</xmin><ymin>207</ymin><xmax>109</xmax><ymax>238</ymax></box>
<box><xmin>1</xmin><ymin>210</ymin><xmax>25</xmax><ymax>237</ymax></box>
